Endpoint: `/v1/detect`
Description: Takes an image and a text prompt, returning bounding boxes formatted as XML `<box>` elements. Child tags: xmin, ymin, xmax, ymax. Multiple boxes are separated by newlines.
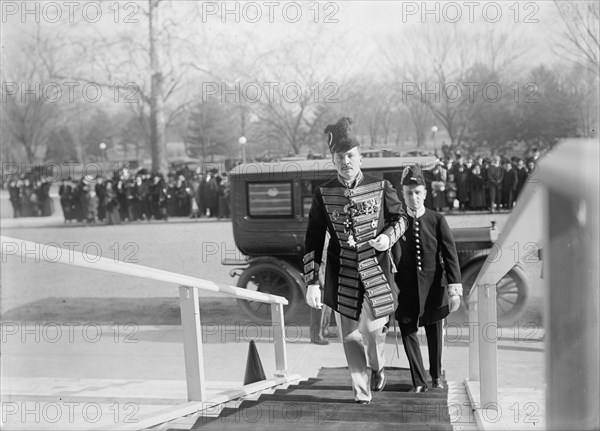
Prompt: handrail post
<box><xmin>179</xmin><ymin>285</ymin><xmax>206</xmax><ymax>401</ymax></box>
<box><xmin>468</xmin><ymin>286</ymin><xmax>480</xmax><ymax>381</ymax></box>
<box><xmin>545</xmin><ymin>186</ymin><xmax>600</xmax><ymax>429</ymax></box>
<box><xmin>271</xmin><ymin>303</ymin><xmax>287</xmax><ymax>377</ymax></box>
<box><xmin>478</xmin><ymin>283</ymin><xmax>498</xmax><ymax>409</ymax></box>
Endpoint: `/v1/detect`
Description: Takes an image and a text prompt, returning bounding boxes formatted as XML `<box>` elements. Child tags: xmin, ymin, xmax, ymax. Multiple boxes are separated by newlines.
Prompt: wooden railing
<box><xmin>467</xmin><ymin>178</ymin><xmax>545</xmax><ymax>409</ymax></box>
<box><xmin>467</xmin><ymin>139</ymin><xmax>599</xmax><ymax>430</ymax></box>
<box><xmin>0</xmin><ymin>235</ymin><xmax>298</xmax><ymax>429</ymax></box>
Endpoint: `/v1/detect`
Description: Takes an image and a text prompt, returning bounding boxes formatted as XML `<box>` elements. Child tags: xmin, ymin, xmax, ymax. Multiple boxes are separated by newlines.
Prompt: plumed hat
<box><xmin>401</xmin><ymin>164</ymin><xmax>426</xmax><ymax>186</ymax></box>
<box><xmin>324</xmin><ymin>117</ymin><xmax>360</xmax><ymax>154</ymax></box>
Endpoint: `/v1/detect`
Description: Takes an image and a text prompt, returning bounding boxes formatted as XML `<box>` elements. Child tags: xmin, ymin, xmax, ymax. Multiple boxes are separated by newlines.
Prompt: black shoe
<box><xmin>355</xmin><ymin>400</ymin><xmax>370</xmax><ymax>405</ymax></box>
<box><xmin>310</xmin><ymin>337</ymin><xmax>329</xmax><ymax>345</ymax></box>
<box><xmin>371</xmin><ymin>368</ymin><xmax>386</xmax><ymax>391</ymax></box>
<box><xmin>413</xmin><ymin>385</ymin><xmax>428</xmax><ymax>393</ymax></box>
<box><xmin>432</xmin><ymin>378</ymin><xmax>444</xmax><ymax>389</ymax></box>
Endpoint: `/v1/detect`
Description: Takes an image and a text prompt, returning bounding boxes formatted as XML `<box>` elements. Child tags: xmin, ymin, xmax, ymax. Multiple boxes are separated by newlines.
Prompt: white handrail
<box><xmin>467</xmin><ymin>169</ymin><xmax>545</xmax><ymax>409</ymax></box>
<box><xmin>0</xmin><ymin>235</ymin><xmax>287</xmax><ymax>305</ymax></box>
<box><xmin>1</xmin><ymin>234</ymin><xmax>292</xmax><ymax>416</ymax></box>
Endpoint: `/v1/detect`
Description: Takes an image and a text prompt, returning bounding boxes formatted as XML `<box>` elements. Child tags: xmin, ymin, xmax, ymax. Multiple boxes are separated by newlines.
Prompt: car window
<box><xmin>247</xmin><ymin>182</ymin><xmax>293</xmax><ymax>217</ymax></box>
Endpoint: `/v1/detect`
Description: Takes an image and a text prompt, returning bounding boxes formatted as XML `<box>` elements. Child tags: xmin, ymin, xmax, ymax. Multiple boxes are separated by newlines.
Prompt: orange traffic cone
<box><xmin>243</xmin><ymin>340</ymin><xmax>266</xmax><ymax>385</ymax></box>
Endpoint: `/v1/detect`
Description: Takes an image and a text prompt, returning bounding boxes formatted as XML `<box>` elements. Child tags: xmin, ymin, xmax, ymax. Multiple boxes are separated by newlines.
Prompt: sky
<box><xmin>2</xmin><ymin>0</ymin><xmax>568</xmax><ymax>73</ymax></box>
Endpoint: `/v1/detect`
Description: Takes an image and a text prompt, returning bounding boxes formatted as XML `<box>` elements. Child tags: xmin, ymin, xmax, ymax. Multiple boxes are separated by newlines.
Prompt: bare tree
<box><xmin>227</xmin><ymin>26</ymin><xmax>352</xmax><ymax>156</ymax></box>
<box><xmin>553</xmin><ymin>1</ymin><xmax>600</xmax><ymax>72</ymax></box>
<box><xmin>49</xmin><ymin>1</ymin><xmax>215</xmax><ymax>173</ymax></box>
<box><xmin>340</xmin><ymin>79</ymin><xmax>402</xmax><ymax>147</ymax></box>
<box><xmin>184</xmin><ymin>98</ymin><xmax>239</xmax><ymax>162</ymax></box>
<box><xmin>551</xmin><ymin>1</ymin><xmax>599</xmax><ymax>138</ymax></box>
<box><xmin>565</xmin><ymin>62</ymin><xmax>599</xmax><ymax>138</ymax></box>
<box><xmin>382</xmin><ymin>35</ymin><xmax>435</xmax><ymax>148</ymax></box>
<box><xmin>146</xmin><ymin>0</ymin><xmax>167</xmax><ymax>173</ymax></box>
<box><xmin>383</xmin><ymin>23</ymin><xmax>527</xmax><ymax>148</ymax></box>
<box><xmin>1</xmin><ymin>24</ymin><xmax>68</xmax><ymax>163</ymax></box>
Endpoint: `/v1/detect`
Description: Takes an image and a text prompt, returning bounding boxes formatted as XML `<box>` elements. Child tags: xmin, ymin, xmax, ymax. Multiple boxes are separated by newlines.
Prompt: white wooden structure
<box><xmin>0</xmin><ymin>236</ymin><xmax>300</xmax><ymax>430</ymax></box>
<box><xmin>467</xmin><ymin>139</ymin><xmax>599</xmax><ymax>429</ymax></box>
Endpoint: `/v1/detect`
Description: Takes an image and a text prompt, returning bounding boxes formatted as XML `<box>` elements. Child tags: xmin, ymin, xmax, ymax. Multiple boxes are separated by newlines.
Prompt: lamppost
<box><xmin>238</xmin><ymin>136</ymin><xmax>247</xmax><ymax>163</ymax></box>
<box><xmin>431</xmin><ymin>126</ymin><xmax>438</xmax><ymax>156</ymax></box>
<box><xmin>99</xmin><ymin>142</ymin><xmax>107</xmax><ymax>161</ymax></box>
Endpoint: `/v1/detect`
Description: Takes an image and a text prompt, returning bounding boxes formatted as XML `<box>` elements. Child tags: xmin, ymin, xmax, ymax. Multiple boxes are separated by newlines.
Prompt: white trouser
<box><xmin>337</xmin><ymin>300</ymin><xmax>388</xmax><ymax>402</ymax></box>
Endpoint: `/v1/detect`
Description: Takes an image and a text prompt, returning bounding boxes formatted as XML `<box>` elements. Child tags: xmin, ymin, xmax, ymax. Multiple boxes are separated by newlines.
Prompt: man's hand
<box><xmin>368</xmin><ymin>234</ymin><xmax>390</xmax><ymax>251</ymax></box>
<box><xmin>448</xmin><ymin>295</ymin><xmax>461</xmax><ymax>313</ymax></box>
<box><xmin>306</xmin><ymin>284</ymin><xmax>323</xmax><ymax>309</ymax></box>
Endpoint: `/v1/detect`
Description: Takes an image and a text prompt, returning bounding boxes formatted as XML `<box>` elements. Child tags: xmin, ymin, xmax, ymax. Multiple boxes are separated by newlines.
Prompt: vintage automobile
<box><xmin>223</xmin><ymin>157</ymin><xmax>529</xmax><ymax>325</ymax></box>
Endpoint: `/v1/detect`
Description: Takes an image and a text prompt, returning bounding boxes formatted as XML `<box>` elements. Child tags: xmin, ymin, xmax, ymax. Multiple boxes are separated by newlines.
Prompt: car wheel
<box><xmin>237</xmin><ymin>260</ymin><xmax>303</xmax><ymax>322</ymax></box>
<box><xmin>457</xmin><ymin>260</ymin><xmax>529</xmax><ymax>325</ymax></box>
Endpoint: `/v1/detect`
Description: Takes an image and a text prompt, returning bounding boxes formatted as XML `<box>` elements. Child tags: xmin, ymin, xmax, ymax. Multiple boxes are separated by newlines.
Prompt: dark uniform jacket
<box><xmin>486</xmin><ymin>164</ymin><xmax>504</xmax><ymax>186</ymax></box>
<box><xmin>502</xmin><ymin>167</ymin><xmax>519</xmax><ymax>194</ymax></box>
<box><xmin>393</xmin><ymin>208</ymin><xmax>461</xmax><ymax>330</ymax></box>
<box><xmin>516</xmin><ymin>167</ymin><xmax>528</xmax><ymax>196</ymax></box>
<box><xmin>303</xmin><ymin>173</ymin><xmax>407</xmax><ymax>321</ymax></box>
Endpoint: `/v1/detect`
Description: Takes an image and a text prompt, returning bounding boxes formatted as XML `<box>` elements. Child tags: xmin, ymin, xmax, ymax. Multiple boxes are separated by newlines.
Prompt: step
<box><xmin>214</xmin><ymin>399</ymin><xmax>452</xmax><ymax>422</ymax></box>
<box><xmin>182</xmin><ymin>367</ymin><xmax>452</xmax><ymax>430</ymax></box>
<box><xmin>261</xmin><ymin>388</ymin><xmax>448</xmax><ymax>403</ymax></box>
<box><xmin>316</xmin><ymin>366</ymin><xmax>411</xmax><ymax>373</ymax></box>
<box><xmin>297</xmin><ymin>378</ymin><xmax>417</xmax><ymax>390</ymax></box>
<box><xmin>235</xmin><ymin>396</ymin><xmax>451</xmax><ymax>410</ymax></box>
<box><xmin>311</xmin><ymin>374</ymin><xmax>415</xmax><ymax>382</ymax></box>
<box><xmin>189</xmin><ymin>418</ymin><xmax>453</xmax><ymax>430</ymax></box>
<box><xmin>316</xmin><ymin>367</ymin><xmax>412</xmax><ymax>378</ymax></box>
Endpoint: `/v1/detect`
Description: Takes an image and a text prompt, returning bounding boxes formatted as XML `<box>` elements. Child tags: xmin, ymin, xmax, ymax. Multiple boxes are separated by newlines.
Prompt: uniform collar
<box><xmin>338</xmin><ymin>170</ymin><xmax>364</xmax><ymax>189</ymax></box>
<box><xmin>407</xmin><ymin>206</ymin><xmax>425</xmax><ymax>219</ymax></box>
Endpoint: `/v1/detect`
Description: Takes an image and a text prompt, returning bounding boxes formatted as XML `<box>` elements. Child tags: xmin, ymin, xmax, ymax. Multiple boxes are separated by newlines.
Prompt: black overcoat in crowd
<box><xmin>502</xmin><ymin>167</ymin><xmax>518</xmax><ymax>195</ymax></box>
<box><xmin>454</xmin><ymin>164</ymin><xmax>470</xmax><ymax>203</ymax></box>
<box><xmin>393</xmin><ymin>208</ymin><xmax>462</xmax><ymax>330</ymax></box>
<box><xmin>516</xmin><ymin>166</ymin><xmax>528</xmax><ymax>199</ymax></box>
<box><xmin>468</xmin><ymin>168</ymin><xmax>486</xmax><ymax>208</ymax></box>
<box><xmin>304</xmin><ymin>173</ymin><xmax>406</xmax><ymax>321</ymax></box>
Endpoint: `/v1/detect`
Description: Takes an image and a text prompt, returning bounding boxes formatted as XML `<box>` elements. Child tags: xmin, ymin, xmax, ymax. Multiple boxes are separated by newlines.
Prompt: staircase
<box><xmin>173</xmin><ymin>367</ymin><xmax>454</xmax><ymax>430</ymax></box>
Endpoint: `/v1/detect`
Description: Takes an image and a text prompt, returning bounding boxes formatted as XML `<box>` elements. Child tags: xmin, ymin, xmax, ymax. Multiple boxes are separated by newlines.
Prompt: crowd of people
<box><xmin>6</xmin><ymin>177</ymin><xmax>54</xmax><ymax>218</ymax></box>
<box><xmin>6</xmin><ymin>167</ymin><xmax>231</xmax><ymax>224</ymax></box>
<box><xmin>421</xmin><ymin>150</ymin><xmax>541</xmax><ymax>213</ymax></box>
<box><xmin>5</xmin><ymin>147</ymin><xmax>542</xmax><ymax>221</ymax></box>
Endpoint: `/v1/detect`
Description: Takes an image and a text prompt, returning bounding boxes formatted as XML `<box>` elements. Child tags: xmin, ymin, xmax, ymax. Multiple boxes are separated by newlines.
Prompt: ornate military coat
<box><xmin>393</xmin><ymin>208</ymin><xmax>462</xmax><ymax>329</ymax></box>
<box><xmin>303</xmin><ymin>173</ymin><xmax>407</xmax><ymax>320</ymax></box>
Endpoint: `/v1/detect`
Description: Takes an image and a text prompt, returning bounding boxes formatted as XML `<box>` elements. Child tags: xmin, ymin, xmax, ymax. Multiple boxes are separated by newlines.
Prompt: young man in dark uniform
<box><xmin>393</xmin><ymin>165</ymin><xmax>463</xmax><ymax>392</ymax></box>
<box><xmin>303</xmin><ymin>117</ymin><xmax>407</xmax><ymax>404</ymax></box>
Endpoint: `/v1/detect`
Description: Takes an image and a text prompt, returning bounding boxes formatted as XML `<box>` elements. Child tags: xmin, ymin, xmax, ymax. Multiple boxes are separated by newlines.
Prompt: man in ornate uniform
<box><xmin>393</xmin><ymin>165</ymin><xmax>463</xmax><ymax>392</ymax></box>
<box><xmin>303</xmin><ymin>117</ymin><xmax>407</xmax><ymax>404</ymax></box>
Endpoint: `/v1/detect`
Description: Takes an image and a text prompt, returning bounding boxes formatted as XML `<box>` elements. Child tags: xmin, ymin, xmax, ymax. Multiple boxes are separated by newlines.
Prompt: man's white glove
<box><xmin>368</xmin><ymin>234</ymin><xmax>390</xmax><ymax>251</ymax></box>
<box><xmin>306</xmin><ymin>284</ymin><xmax>323</xmax><ymax>309</ymax></box>
<box><xmin>448</xmin><ymin>295</ymin><xmax>461</xmax><ymax>313</ymax></box>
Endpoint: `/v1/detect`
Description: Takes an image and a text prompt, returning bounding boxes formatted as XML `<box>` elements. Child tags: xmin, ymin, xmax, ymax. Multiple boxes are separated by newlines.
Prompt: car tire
<box><xmin>456</xmin><ymin>260</ymin><xmax>529</xmax><ymax>325</ymax></box>
<box><xmin>236</xmin><ymin>259</ymin><xmax>304</xmax><ymax>323</ymax></box>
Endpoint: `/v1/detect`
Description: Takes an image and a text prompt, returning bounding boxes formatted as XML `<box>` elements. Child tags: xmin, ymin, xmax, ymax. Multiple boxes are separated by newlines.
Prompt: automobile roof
<box><xmin>229</xmin><ymin>156</ymin><xmax>438</xmax><ymax>176</ymax></box>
